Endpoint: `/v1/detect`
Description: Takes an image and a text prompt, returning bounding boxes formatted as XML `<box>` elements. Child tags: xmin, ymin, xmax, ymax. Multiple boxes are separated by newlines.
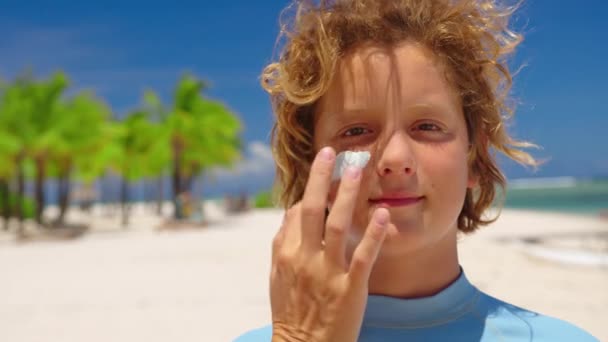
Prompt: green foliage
<box><xmin>169</xmin><ymin>74</ymin><xmax>242</xmax><ymax>179</ymax></box>
<box><xmin>76</xmin><ymin>121</ymin><xmax>124</xmax><ymax>182</ymax></box>
<box><xmin>0</xmin><ymin>192</ymin><xmax>35</xmax><ymax>219</ymax></box>
<box><xmin>0</xmin><ymin>71</ymin><xmax>245</xmax><ymax>217</ymax></box>
<box><xmin>254</xmin><ymin>190</ymin><xmax>275</xmax><ymax>209</ymax></box>
<box><xmin>107</xmin><ymin>110</ymin><xmax>170</xmax><ymax>182</ymax></box>
<box><xmin>51</xmin><ymin>91</ymin><xmax>113</xmax><ymax>179</ymax></box>
<box><xmin>26</xmin><ymin>72</ymin><xmax>70</xmax><ymax>160</ymax></box>
<box><xmin>0</xmin><ymin>76</ymin><xmax>32</xmax><ymax>178</ymax></box>
<box><xmin>0</xmin><ymin>129</ymin><xmax>20</xmax><ymax>178</ymax></box>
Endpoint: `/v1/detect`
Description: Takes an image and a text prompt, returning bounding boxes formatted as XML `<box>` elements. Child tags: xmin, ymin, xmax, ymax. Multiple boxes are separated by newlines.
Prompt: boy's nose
<box><xmin>376</xmin><ymin>131</ymin><xmax>416</xmax><ymax>176</ymax></box>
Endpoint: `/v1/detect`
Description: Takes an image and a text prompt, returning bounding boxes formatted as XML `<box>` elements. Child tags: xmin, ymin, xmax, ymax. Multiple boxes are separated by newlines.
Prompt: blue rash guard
<box><xmin>233</xmin><ymin>270</ymin><xmax>598</xmax><ymax>341</ymax></box>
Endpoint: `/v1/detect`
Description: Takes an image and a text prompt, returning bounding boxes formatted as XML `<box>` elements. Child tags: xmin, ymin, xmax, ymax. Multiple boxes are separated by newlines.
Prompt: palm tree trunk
<box><xmin>172</xmin><ymin>139</ymin><xmax>183</xmax><ymax>219</ymax></box>
<box><xmin>172</xmin><ymin>153</ymin><xmax>182</xmax><ymax>196</ymax></box>
<box><xmin>121</xmin><ymin>177</ymin><xmax>129</xmax><ymax>227</ymax></box>
<box><xmin>56</xmin><ymin>168</ymin><xmax>71</xmax><ymax>225</ymax></box>
<box><xmin>183</xmin><ymin>174</ymin><xmax>195</xmax><ymax>194</ymax></box>
<box><xmin>101</xmin><ymin>174</ymin><xmax>114</xmax><ymax>217</ymax></box>
<box><xmin>156</xmin><ymin>176</ymin><xmax>164</xmax><ymax>216</ymax></box>
<box><xmin>16</xmin><ymin>156</ymin><xmax>25</xmax><ymax>235</ymax></box>
<box><xmin>34</xmin><ymin>156</ymin><xmax>46</xmax><ymax>227</ymax></box>
<box><xmin>0</xmin><ymin>178</ymin><xmax>10</xmax><ymax>230</ymax></box>
<box><xmin>145</xmin><ymin>180</ymin><xmax>155</xmax><ymax>213</ymax></box>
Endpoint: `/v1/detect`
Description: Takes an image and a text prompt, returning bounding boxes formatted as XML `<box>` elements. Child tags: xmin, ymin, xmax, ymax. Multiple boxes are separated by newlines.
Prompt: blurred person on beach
<box><xmin>235</xmin><ymin>0</ymin><xmax>598</xmax><ymax>341</ymax></box>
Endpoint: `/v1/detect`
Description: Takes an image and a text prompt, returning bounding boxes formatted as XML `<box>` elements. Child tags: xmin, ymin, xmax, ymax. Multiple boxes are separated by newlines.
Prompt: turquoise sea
<box><xmin>499</xmin><ymin>177</ymin><xmax>608</xmax><ymax>217</ymax></box>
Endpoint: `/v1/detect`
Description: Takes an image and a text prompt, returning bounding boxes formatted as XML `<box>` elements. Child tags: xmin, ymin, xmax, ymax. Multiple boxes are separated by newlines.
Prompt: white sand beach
<box><xmin>0</xmin><ymin>204</ymin><xmax>606</xmax><ymax>341</ymax></box>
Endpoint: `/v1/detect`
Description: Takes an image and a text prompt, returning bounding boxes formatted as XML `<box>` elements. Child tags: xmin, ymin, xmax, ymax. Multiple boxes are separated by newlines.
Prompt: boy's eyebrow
<box><xmin>318</xmin><ymin>108</ymin><xmax>371</xmax><ymax>123</ymax></box>
<box><xmin>407</xmin><ymin>102</ymin><xmax>458</xmax><ymax>120</ymax></box>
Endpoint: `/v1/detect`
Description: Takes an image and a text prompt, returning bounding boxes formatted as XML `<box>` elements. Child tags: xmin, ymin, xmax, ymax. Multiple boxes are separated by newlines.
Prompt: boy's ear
<box><xmin>467</xmin><ymin>172</ymin><xmax>479</xmax><ymax>189</ymax></box>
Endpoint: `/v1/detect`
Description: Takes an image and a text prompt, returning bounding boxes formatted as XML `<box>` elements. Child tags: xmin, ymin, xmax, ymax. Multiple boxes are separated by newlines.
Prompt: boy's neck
<box><xmin>365</xmin><ymin>229</ymin><xmax>460</xmax><ymax>299</ymax></box>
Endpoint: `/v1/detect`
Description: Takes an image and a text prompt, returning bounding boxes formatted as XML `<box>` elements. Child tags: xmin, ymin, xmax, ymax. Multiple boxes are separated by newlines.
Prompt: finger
<box><xmin>348</xmin><ymin>208</ymin><xmax>390</xmax><ymax>283</ymax></box>
<box><xmin>324</xmin><ymin>166</ymin><xmax>362</xmax><ymax>270</ymax></box>
<box><xmin>271</xmin><ymin>210</ymin><xmax>288</xmax><ymax>267</ymax></box>
<box><xmin>272</xmin><ymin>204</ymin><xmax>300</xmax><ymax>266</ymax></box>
<box><xmin>300</xmin><ymin>146</ymin><xmax>335</xmax><ymax>252</ymax></box>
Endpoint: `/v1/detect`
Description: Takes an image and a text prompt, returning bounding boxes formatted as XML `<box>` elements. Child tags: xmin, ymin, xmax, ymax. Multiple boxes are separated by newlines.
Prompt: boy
<box><xmin>235</xmin><ymin>0</ymin><xmax>598</xmax><ymax>341</ymax></box>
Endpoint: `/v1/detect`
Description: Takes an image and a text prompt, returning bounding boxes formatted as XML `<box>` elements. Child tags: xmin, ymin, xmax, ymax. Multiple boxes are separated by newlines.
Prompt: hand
<box><xmin>270</xmin><ymin>147</ymin><xmax>390</xmax><ymax>342</ymax></box>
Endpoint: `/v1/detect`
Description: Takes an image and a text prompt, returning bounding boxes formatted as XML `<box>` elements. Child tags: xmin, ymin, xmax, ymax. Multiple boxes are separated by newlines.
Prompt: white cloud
<box><xmin>210</xmin><ymin>141</ymin><xmax>275</xmax><ymax>179</ymax></box>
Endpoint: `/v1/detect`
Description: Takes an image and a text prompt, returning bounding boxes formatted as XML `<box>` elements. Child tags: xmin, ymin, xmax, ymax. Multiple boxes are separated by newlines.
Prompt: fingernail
<box><xmin>344</xmin><ymin>166</ymin><xmax>361</xmax><ymax>179</ymax></box>
<box><xmin>375</xmin><ymin>208</ymin><xmax>389</xmax><ymax>225</ymax></box>
<box><xmin>319</xmin><ymin>147</ymin><xmax>334</xmax><ymax>161</ymax></box>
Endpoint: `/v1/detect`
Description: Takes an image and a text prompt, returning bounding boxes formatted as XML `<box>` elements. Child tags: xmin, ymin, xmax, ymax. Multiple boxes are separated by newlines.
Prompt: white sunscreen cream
<box><xmin>331</xmin><ymin>150</ymin><xmax>371</xmax><ymax>181</ymax></box>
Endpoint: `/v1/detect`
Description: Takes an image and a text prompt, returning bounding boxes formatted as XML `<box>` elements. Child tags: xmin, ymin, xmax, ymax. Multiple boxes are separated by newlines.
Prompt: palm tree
<box><xmin>49</xmin><ymin>92</ymin><xmax>111</xmax><ymax>225</ymax></box>
<box><xmin>167</xmin><ymin>74</ymin><xmax>242</xmax><ymax>218</ymax></box>
<box><xmin>141</xmin><ymin>90</ymin><xmax>171</xmax><ymax>215</ymax></box>
<box><xmin>27</xmin><ymin>72</ymin><xmax>69</xmax><ymax>226</ymax></box>
<box><xmin>0</xmin><ymin>74</ymin><xmax>37</xmax><ymax>233</ymax></box>
<box><xmin>0</xmin><ymin>128</ymin><xmax>20</xmax><ymax>230</ymax></box>
<box><xmin>109</xmin><ymin>111</ymin><xmax>164</xmax><ymax>226</ymax></box>
<box><xmin>75</xmin><ymin>121</ymin><xmax>124</xmax><ymax>215</ymax></box>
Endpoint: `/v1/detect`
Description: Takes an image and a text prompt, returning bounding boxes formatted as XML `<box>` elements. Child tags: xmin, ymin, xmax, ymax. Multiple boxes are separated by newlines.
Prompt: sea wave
<box><xmin>507</xmin><ymin>176</ymin><xmax>578</xmax><ymax>189</ymax></box>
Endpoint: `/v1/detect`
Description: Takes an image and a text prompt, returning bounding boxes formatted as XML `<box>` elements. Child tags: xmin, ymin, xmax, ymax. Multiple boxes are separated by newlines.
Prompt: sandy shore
<box><xmin>0</xmin><ymin>204</ymin><xmax>606</xmax><ymax>341</ymax></box>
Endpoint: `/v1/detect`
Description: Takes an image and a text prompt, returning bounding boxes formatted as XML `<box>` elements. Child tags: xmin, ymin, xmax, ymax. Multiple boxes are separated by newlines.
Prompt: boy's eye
<box><xmin>343</xmin><ymin>127</ymin><xmax>371</xmax><ymax>137</ymax></box>
<box><xmin>415</xmin><ymin>123</ymin><xmax>443</xmax><ymax>132</ymax></box>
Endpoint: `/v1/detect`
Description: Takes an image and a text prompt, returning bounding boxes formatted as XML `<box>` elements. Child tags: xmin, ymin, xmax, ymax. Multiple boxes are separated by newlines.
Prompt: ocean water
<box><xmin>497</xmin><ymin>177</ymin><xmax>608</xmax><ymax>217</ymax></box>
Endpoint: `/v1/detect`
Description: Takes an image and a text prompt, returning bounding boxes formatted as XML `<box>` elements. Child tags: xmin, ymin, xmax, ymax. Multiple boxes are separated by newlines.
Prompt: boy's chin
<box><xmin>383</xmin><ymin>219</ymin><xmax>425</xmax><ymax>240</ymax></box>
<box><xmin>368</xmin><ymin>205</ymin><xmax>424</xmax><ymax>232</ymax></box>
<box><xmin>377</xmin><ymin>226</ymin><xmax>432</xmax><ymax>256</ymax></box>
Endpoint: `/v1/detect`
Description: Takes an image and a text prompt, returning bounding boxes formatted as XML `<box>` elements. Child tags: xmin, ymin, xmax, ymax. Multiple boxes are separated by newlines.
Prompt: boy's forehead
<box><xmin>319</xmin><ymin>42</ymin><xmax>454</xmax><ymax>115</ymax></box>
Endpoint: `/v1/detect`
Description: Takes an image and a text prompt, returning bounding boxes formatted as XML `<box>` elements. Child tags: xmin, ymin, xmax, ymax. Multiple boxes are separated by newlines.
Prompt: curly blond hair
<box><xmin>261</xmin><ymin>0</ymin><xmax>541</xmax><ymax>233</ymax></box>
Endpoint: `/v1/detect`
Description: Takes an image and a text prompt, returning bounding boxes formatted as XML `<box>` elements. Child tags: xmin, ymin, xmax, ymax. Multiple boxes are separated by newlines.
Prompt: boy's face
<box><xmin>313</xmin><ymin>41</ymin><xmax>477</xmax><ymax>257</ymax></box>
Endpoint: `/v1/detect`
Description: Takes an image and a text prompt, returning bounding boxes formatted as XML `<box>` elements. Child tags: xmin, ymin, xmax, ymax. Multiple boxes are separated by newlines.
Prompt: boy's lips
<box><xmin>368</xmin><ymin>194</ymin><xmax>424</xmax><ymax>207</ymax></box>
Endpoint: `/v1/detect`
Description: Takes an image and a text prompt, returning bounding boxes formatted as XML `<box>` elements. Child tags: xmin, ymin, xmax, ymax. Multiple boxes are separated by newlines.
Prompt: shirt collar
<box><xmin>363</xmin><ymin>269</ymin><xmax>479</xmax><ymax>328</ymax></box>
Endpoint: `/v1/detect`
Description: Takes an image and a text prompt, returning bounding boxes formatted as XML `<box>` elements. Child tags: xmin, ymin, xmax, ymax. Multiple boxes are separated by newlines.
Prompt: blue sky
<box><xmin>1</xmin><ymin>0</ymin><xmax>607</xmax><ymax>196</ymax></box>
